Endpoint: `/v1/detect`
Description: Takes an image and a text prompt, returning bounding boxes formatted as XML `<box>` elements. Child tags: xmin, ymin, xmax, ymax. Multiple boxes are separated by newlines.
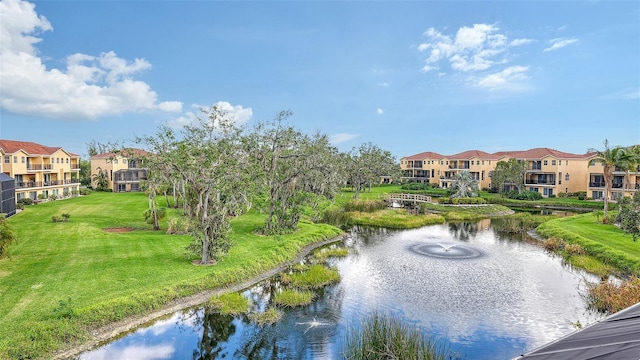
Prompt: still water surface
<box><xmin>80</xmin><ymin>221</ymin><xmax>603</xmax><ymax>360</ymax></box>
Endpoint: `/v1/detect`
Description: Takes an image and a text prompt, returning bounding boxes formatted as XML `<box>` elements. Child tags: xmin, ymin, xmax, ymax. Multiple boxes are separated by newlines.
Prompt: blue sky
<box><xmin>0</xmin><ymin>0</ymin><xmax>638</xmax><ymax>159</ymax></box>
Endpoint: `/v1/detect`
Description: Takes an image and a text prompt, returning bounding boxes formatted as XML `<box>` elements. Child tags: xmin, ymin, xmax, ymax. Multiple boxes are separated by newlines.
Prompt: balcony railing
<box><xmin>525</xmin><ymin>180</ymin><xmax>556</xmax><ymax>185</ymax></box>
<box><xmin>26</xmin><ymin>164</ymin><xmax>53</xmax><ymax>171</ymax></box>
<box><xmin>589</xmin><ymin>182</ymin><xmax>605</xmax><ymax>188</ymax></box>
<box><xmin>15</xmin><ymin>179</ymin><xmax>80</xmax><ymax>189</ymax></box>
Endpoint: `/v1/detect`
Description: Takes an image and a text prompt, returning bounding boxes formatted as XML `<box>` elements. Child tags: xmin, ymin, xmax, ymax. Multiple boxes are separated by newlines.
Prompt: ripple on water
<box><xmin>409</xmin><ymin>242</ymin><xmax>483</xmax><ymax>260</ymax></box>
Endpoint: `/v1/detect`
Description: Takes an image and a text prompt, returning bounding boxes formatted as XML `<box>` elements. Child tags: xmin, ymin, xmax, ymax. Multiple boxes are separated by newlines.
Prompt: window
<box><xmin>56</xmin><ymin>158</ymin><xmax>59</xmax><ymax>164</ymax></box>
<box><xmin>565</xmin><ymin>173</ymin><xmax>570</xmax><ymax>181</ymax></box>
<box><xmin>21</xmin><ymin>156</ymin><xmax>25</xmax><ymax>163</ymax></box>
<box><xmin>566</xmin><ymin>161</ymin><xmax>569</xmax><ymax>165</ymax></box>
<box><xmin>489</xmin><ymin>161</ymin><xmax>491</xmax><ymax>165</ymax></box>
<box><xmin>14</xmin><ymin>156</ymin><xmax>17</xmax><ymax>163</ymax></box>
<box><xmin>559</xmin><ymin>173</ymin><xmax>562</xmax><ymax>185</ymax></box>
<box><xmin>3</xmin><ymin>156</ymin><xmax>8</xmax><ymax>163</ymax></box>
<box><xmin>552</xmin><ymin>160</ymin><xmax>556</xmax><ymax>165</ymax></box>
<box><xmin>66</xmin><ymin>158</ymin><xmax>69</xmax><ymax>164</ymax></box>
<box><xmin>482</xmin><ymin>161</ymin><xmax>485</xmax><ymax>165</ymax></box>
<box><xmin>592</xmin><ymin>191</ymin><xmax>603</xmax><ymax>200</ymax></box>
<box><xmin>543</xmin><ymin>160</ymin><xmax>548</xmax><ymax>166</ymax></box>
<box><xmin>114</xmin><ymin>159</ymin><xmax>118</xmax><ymax>164</ymax></box>
<box><xmin>471</xmin><ymin>161</ymin><xmax>474</xmax><ymax>165</ymax></box>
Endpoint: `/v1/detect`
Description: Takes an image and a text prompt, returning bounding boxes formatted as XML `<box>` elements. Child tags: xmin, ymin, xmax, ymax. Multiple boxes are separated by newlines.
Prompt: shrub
<box><xmin>63</xmin><ymin>191</ymin><xmax>70</xmax><ymax>198</ymax></box>
<box><xmin>17</xmin><ymin>198</ymin><xmax>33</xmax><ymax>206</ymax></box>
<box><xmin>565</xmin><ymin>243</ymin><xmax>585</xmax><ymax>256</ymax></box>
<box><xmin>273</xmin><ymin>289</ymin><xmax>315</xmax><ymax>308</ymax></box>
<box><xmin>343</xmin><ymin>199</ymin><xmax>386</xmax><ymax>213</ymax></box>
<box><xmin>166</xmin><ymin>217</ymin><xmax>192</xmax><ymax>234</ymax></box>
<box><xmin>586</xmin><ymin>277</ymin><xmax>640</xmax><ymax>314</ymax></box>
<box><xmin>290</xmin><ymin>265</ymin><xmax>340</xmax><ymax>289</ymax></box>
<box><xmin>542</xmin><ymin>237</ymin><xmax>565</xmax><ymax>252</ymax></box>
<box><xmin>504</xmin><ymin>190</ymin><xmax>543</xmax><ymax>201</ymax></box>
<box><xmin>49</xmin><ymin>194</ymin><xmax>57</xmax><ymax>201</ymax></box>
<box><xmin>401</xmin><ymin>183</ymin><xmax>434</xmax><ymax>191</ymax></box>
<box><xmin>207</xmin><ymin>292</ymin><xmax>249</xmax><ymax>315</ymax></box>
<box><xmin>79</xmin><ymin>188</ymin><xmax>92</xmax><ymax>196</ymax></box>
<box><xmin>249</xmin><ymin>307</ymin><xmax>282</xmax><ymax>326</ymax></box>
<box><xmin>343</xmin><ymin>311</ymin><xmax>452</xmax><ymax>360</ymax></box>
<box><xmin>51</xmin><ymin>216</ymin><xmax>60</xmax><ymax>223</ymax></box>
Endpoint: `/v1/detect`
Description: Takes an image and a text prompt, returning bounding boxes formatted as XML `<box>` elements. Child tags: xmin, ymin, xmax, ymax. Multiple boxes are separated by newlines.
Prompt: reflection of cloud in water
<box><xmin>80</xmin><ymin>344</ymin><xmax>175</xmax><ymax>360</ymax></box>
<box><xmin>135</xmin><ymin>312</ymin><xmax>198</xmax><ymax>337</ymax></box>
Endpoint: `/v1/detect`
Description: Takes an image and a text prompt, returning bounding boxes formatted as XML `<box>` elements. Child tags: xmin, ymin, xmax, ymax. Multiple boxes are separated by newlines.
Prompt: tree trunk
<box><xmin>603</xmin><ymin>166</ymin><xmax>612</xmax><ymax>223</ymax></box>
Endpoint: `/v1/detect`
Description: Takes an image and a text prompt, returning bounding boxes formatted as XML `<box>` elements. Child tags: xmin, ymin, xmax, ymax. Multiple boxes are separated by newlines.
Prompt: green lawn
<box><xmin>537</xmin><ymin>213</ymin><xmax>640</xmax><ymax>276</ymax></box>
<box><xmin>0</xmin><ymin>192</ymin><xmax>342</xmax><ymax>359</ymax></box>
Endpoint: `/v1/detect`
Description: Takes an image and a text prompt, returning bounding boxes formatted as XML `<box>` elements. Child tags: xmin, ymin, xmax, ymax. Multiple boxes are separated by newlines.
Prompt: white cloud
<box><xmin>601</xmin><ymin>89</ymin><xmax>640</xmax><ymax>100</ymax></box>
<box><xmin>0</xmin><ymin>0</ymin><xmax>180</xmax><ymax>120</ymax></box>
<box><xmin>158</xmin><ymin>101</ymin><xmax>183</xmax><ymax>112</ymax></box>
<box><xmin>80</xmin><ymin>344</ymin><xmax>175</xmax><ymax>360</ymax></box>
<box><xmin>377</xmin><ymin>82</ymin><xmax>390</xmax><ymax>88</ymax></box>
<box><xmin>543</xmin><ymin>38</ymin><xmax>579</xmax><ymax>52</ymax></box>
<box><xmin>211</xmin><ymin>101</ymin><xmax>253</xmax><ymax>125</ymax></box>
<box><xmin>475</xmin><ymin>65</ymin><xmax>529</xmax><ymax>91</ymax></box>
<box><xmin>417</xmin><ymin>23</ymin><xmax>538</xmax><ymax>93</ymax></box>
<box><xmin>167</xmin><ymin>101</ymin><xmax>252</xmax><ymax>129</ymax></box>
<box><xmin>510</xmin><ymin>38</ymin><xmax>534</xmax><ymax>46</ymax></box>
<box><xmin>419</xmin><ymin>24</ymin><xmax>522</xmax><ymax>74</ymax></box>
<box><xmin>377</xmin><ymin>108</ymin><xmax>384</xmax><ymax>115</ymax></box>
<box><xmin>330</xmin><ymin>133</ymin><xmax>359</xmax><ymax>145</ymax></box>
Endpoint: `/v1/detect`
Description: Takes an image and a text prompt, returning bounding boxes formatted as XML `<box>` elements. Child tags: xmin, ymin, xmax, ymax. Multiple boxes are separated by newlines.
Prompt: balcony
<box><xmin>26</xmin><ymin>164</ymin><xmax>53</xmax><ymax>172</ymax></box>
<box><xmin>525</xmin><ymin>180</ymin><xmax>556</xmax><ymax>186</ymax></box>
<box><xmin>15</xmin><ymin>179</ymin><xmax>80</xmax><ymax>189</ymax></box>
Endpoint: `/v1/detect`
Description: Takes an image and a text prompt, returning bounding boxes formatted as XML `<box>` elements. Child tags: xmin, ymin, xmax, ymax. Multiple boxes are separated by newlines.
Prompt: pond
<box><xmin>80</xmin><ymin>220</ymin><xmax>603</xmax><ymax>360</ymax></box>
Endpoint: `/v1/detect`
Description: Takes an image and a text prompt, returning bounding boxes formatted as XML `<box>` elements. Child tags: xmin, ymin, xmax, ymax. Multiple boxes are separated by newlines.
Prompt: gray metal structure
<box><xmin>515</xmin><ymin>301</ymin><xmax>640</xmax><ymax>360</ymax></box>
<box><xmin>0</xmin><ymin>173</ymin><xmax>16</xmax><ymax>217</ymax></box>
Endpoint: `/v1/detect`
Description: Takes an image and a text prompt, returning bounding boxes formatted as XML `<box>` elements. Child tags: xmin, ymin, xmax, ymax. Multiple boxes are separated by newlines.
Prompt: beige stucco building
<box><xmin>90</xmin><ymin>148</ymin><xmax>148</xmax><ymax>192</ymax></box>
<box><xmin>401</xmin><ymin>147</ymin><xmax>639</xmax><ymax>199</ymax></box>
<box><xmin>0</xmin><ymin>139</ymin><xmax>81</xmax><ymax>201</ymax></box>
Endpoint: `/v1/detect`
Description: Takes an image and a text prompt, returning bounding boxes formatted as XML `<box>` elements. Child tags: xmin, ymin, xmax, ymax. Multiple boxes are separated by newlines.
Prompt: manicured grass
<box><xmin>537</xmin><ymin>213</ymin><xmax>640</xmax><ymax>276</ymax></box>
<box><xmin>481</xmin><ymin>192</ymin><xmax>609</xmax><ymax>211</ymax></box>
<box><xmin>0</xmin><ymin>192</ymin><xmax>342</xmax><ymax>359</ymax></box>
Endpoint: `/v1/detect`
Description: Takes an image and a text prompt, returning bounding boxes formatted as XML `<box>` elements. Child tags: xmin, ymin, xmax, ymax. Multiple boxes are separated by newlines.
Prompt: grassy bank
<box><xmin>536</xmin><ymin>213</ymin><xmax>640</xmax><ymax>277</ymax></box>
<box><xmin>0</xmin><ymin>192</ymin><xmax>342</xmax><ymax>359</ymax></box>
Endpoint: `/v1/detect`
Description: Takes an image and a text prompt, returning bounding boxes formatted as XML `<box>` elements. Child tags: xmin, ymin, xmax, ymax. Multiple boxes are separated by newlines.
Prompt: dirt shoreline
<box><xmin>54</xmin><ymin>234</ymin><xmax>347</xmax><ymax>360</ymax></box>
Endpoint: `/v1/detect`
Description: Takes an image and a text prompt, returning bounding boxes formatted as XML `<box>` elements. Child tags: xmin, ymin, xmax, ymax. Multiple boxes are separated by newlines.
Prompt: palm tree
<box><xmin>588</xmin><ymin>140</ymin><xmax>628</xmax><ymax>223</ymax></box>
<box><xmin>451</xmin><ymin>170</ymin><xmax>479</xmax><ymax>198</ymax></box>
<box><xmin>91</xmin><ymin>167</ymin><xmax>109</xmax><ymax>191</ymax></box>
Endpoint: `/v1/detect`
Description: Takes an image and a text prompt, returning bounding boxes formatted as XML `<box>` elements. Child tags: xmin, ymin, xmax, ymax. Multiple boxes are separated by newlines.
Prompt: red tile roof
<box><xmin>402</xmin><ymin>148</ymin><xmax>593</xmax><ymax>161</ymax></box>
<box><xmin>514</xmin><ymin>148</ymin><xmax>591</xmax><ymax>159</ymax></box>
<box><xmin>0</xmin><ymin>139</ymin><xmax>78</xmax><ymax>157</ymax></box>
<box><xmin>447</xmin><ymin>150</ymin><xmax>493</xmax><ymax>160</ymax></box>
<box><xmin>402</xmin><ymin>151</ymin><xmax>445</xmax><ymax>160</ymax></box>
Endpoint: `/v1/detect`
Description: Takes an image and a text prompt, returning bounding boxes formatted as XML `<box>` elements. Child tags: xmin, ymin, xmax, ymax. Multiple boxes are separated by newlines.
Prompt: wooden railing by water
<box><xmin>384</xmin><ymin>193</ymin><xmax>432</xmax><ymax>203</ymax></box>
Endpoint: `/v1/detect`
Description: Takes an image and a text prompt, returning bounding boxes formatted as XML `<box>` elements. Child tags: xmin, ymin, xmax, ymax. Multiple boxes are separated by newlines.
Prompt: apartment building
<box><xmin>0</xmin><ymin>139</ymin><xmax>81</xmax><ymax>201</ymax></box>
<box><xmin>401</xmin><ymin>147</ymin><xmax>639</xmax><ymax>199</ymax></box>
<box><xmin>90</xmin><ymin>148</ymin><xmax>148</xmax><ymax>192</ymax></box>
